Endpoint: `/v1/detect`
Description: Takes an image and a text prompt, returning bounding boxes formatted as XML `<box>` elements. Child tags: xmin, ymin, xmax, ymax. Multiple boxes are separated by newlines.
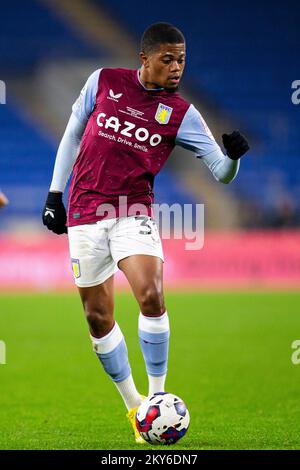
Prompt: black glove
<box><xmin>222</xmin><ymin>130</ymin><xmax>250</xmax><ymax>160</ymax></box>
<box><xmin>42</xmin><ymin>192</ymin><xmax>67</xmax><ymax>235</ymax></box>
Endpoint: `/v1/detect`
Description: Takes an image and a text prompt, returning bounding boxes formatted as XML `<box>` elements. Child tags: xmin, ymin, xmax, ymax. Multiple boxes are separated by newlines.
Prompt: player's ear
<box><xmin>139</xmin><ymin>51</ymin><xmax>149</xmax><ymax>68</ymax></box>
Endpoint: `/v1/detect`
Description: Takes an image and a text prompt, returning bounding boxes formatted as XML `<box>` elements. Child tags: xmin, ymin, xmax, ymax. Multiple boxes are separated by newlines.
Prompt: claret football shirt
<box><xmin>68</xmin><ymin>68</ymin><xmax>220</xmax><ymax>226</ymax></box>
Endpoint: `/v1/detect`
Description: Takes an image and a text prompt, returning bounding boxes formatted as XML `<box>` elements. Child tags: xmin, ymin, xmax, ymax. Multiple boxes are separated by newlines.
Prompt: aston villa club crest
<box><xmin>71</xmin><ymin>258</ymin><xmax>81</xmax><ymax>279</ymax></box>
<box><xmin>155</xmin><ymin>103</ymin><xmax>173</xmax><ymax>124</ymax></box>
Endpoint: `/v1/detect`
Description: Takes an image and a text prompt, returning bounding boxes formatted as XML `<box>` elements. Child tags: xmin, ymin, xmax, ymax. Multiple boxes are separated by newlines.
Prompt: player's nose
<box><xmin>170</xmin><ymin>62</ymin><xmax>181</xmax><ymax>73</ymax></box>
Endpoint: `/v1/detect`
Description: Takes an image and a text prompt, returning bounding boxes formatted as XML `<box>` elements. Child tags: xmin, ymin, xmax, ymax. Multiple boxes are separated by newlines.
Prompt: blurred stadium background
<box><xmin>1</xmin><ymin>0</ymin><xmax>300</xmax><ymax>290</ymax></box>
<box><xmin>1</xmin><ymin>0</ymin><xmax>300</xmax><ymax>450</ymax></box>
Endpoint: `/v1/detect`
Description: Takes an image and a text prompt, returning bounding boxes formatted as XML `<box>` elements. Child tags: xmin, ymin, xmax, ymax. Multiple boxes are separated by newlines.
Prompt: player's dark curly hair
<box><xmin>141</xmin><ymin>23</ymin><xmax>185</xmax><ymax>54</ymax></box>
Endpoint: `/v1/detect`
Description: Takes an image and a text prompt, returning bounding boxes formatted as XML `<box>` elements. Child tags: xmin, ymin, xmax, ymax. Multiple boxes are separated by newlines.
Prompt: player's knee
<box><xmin>139</xmin><ymin>286</ymin><xmax>165</xmax><ymax>316</ymax></box>
<box><xmin>84</xmin><ymin>305</ymin><xmax>112</xmax><ymax>337</ymax></box>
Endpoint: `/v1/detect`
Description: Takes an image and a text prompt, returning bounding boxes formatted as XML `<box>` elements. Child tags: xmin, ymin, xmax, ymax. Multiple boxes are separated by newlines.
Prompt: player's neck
<box><xmin>138</xmin><ymin>68</ymin><xmax>163</xmax><ymax>91</ymax></box>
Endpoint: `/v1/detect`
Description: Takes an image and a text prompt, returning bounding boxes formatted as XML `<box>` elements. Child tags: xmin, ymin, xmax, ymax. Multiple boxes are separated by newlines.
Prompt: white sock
<box><xmin>148</xmin><ymin>374</ymin><xmax>167</xmax><ymax>397</ymax></box>
<box><xmin>114</xmin><ymin>374</ymin><xmax>142</xmax><ymax>410</ymax></box>
<box><xmin>138</xmin><ymin>311</ymin><xmax>170</xmax><ymax>396</ymax></box>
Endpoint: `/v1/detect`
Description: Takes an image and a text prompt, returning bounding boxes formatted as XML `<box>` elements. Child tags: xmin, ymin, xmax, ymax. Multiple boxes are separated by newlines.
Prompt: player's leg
<box><xmin>118</xmin><ymin>254</ymin><xmax>170</xmax><ymax>397</ymax></box>
<box><xmin>77</xmin><ymin>279</ymin><xmax>142</xmax><ymax>411</ymax></box>
<box><xmin>68</xmin><ymin>223</ymin><xmax>142</xmax><ymax>412</ymax></box>
<box><xmin>78</xmin><ymin>276</ymin><xmax>114</xmax><ymax>337</ymax></box>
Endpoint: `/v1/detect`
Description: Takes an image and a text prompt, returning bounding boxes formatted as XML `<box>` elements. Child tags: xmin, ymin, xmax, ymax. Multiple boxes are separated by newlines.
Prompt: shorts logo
<box><xmin>71</xmin><ymin>258</ymin><xmax>81</xmax><ymax>279</ymax></box>
<box><xmin>155</xmin><ymin>103</ymin><xmax>173</xmax><ymax>124</ymax></box>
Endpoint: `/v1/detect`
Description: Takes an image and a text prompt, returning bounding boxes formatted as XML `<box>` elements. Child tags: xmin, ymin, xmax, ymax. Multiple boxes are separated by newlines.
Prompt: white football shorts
<box><xmin>68</xmin><ymin>215</ymin><xmax>164</xmax><ymax>287</ymax></box>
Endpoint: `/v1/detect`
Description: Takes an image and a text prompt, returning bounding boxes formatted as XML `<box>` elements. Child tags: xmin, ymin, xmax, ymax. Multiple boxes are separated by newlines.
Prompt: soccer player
<box><xmin>0</xmin><ymin>190</ymin><xmax>8</xmax><ymax>208</ymax></box>
<box><xmin>42</xmin><ymin>23</ymin><xmax>249</xmax><ymax>443</ymax></box>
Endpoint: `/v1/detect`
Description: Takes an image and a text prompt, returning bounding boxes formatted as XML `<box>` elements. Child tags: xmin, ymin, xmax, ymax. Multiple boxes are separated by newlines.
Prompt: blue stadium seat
<box><xmin>0</xmin><ymin>0</ymin><xmax>104</xmax><ymax>71</ymax></box>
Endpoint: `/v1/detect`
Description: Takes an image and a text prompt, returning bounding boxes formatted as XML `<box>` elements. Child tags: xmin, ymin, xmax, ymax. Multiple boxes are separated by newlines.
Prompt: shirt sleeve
<box><xmin>49</xmin><ymin>113</ymin><xmax>86</xmax><ymax>192</ymax></box>
<box><xmin>175</xmin><ymin>104</ymin><xmax>221</xmax><ymax>158</ymax></box>
<box><xmin>201</xmin><ymin>148</ymin><xmax>240</xmax><ymax>184</ymax></box>
<box><xmin>176</xmin><ymin>105</ymin><xmax>240</xmax><ymax>184</ymax></box>
<box><xmin>72</xmin><ymin>68</ymin><xmax>102</xmax><ymax>125</ymax></box>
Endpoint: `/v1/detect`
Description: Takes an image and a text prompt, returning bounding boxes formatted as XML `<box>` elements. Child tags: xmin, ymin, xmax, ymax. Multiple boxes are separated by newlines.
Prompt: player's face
<box><xmin>140</xmin><ymin>43</ymin><xmax>186</xmax><ymax>90</ymax></box>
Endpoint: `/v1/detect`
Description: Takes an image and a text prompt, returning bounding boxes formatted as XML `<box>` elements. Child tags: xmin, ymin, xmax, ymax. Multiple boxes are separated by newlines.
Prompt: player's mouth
<box><xmin>168</xmin><ymin>75</ymin><xmax>181</xmax><ymax>84</ymax></box>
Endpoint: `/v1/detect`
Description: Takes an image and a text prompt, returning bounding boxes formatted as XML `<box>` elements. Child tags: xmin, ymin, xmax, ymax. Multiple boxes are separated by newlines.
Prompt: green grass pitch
<box><xmin>0</xmin><ymin>290</ymin><xmax>299</xmax><ymax>450</ymax></box>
